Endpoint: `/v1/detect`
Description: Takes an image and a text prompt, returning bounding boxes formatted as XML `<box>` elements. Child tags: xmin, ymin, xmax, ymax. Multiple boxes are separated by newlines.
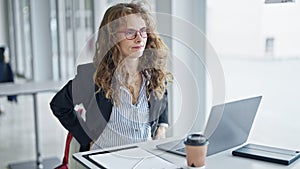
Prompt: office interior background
<box><xmin>0</xmin><ymin>0</ymin><xmax>300</xmax><ymax>168</ymax></box>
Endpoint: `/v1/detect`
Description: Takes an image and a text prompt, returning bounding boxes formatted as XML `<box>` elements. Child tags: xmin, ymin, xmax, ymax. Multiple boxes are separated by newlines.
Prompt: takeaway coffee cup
<box><xmin>184</xmin><ymin>133</ymin><xmax>209</xmax><ymax>168</ymax></box>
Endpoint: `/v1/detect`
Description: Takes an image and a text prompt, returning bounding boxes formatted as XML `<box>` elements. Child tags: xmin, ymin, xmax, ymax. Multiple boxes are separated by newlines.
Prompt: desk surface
<box><xmin>73</xmin><ymin>136</ymin><xmax>300</xmax><ymax>169</ymax></box>
<box><xmin>0</xmin><ymin>81</ymin><xmax>66</xmax><ymax>96</ymax></box>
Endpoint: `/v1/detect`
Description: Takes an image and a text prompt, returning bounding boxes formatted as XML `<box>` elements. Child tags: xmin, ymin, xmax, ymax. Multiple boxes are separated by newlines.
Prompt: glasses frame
<box><xmin>118</xmin><ymin>28</ymin><xmax>150</xmax><ymax>40</ymax></box>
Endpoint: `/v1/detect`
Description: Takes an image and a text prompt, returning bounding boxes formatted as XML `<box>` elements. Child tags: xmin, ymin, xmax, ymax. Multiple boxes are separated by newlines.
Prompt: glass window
<box><xmin>50</xmin><ymin>0</ymin><xmax>95</xmax><ymax>80</ymax></box>
<box><xmin>207</xmin><ymin>0</ymin><xmax>300</xmax><ymax>144</ymax></box>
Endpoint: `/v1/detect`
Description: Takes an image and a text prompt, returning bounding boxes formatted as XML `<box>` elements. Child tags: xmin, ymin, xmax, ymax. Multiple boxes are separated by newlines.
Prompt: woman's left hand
<box><xmin>153</xmin><ymin>126</ymin><xmax>167</xmax><ymax>140</ymax></box>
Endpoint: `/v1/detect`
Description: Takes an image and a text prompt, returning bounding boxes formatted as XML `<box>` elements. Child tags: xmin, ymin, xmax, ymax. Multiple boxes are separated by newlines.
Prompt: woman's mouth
<box><xmin>132</xmin><ymin>46</ymin><xmax>143</xmax><ymax>49</ymax></box>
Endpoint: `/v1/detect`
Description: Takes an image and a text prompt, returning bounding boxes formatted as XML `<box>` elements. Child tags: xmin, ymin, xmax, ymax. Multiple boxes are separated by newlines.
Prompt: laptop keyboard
<box><xmin>176</xmin><ymin>147</ymin><xmax>186</xmax><ymax>153</ymax></box>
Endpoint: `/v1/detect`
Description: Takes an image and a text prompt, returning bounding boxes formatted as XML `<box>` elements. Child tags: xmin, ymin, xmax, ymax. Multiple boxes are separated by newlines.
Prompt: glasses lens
<box><xmin>140</xmin><ymin>27</ymin><xmax>149</xmax><ymax>38</ymax></box>
<box><xmin>124</xmin><ymin>28</ymin><xmax>148</xmax><ymax>40</ymax></box>
<box><xmin>125</xmin><ymin>30</ymin><xmax>136</xmax><ymax>40</ymax></box>
<box><xmin>140</xmin><ymin>30</ymin><xmax>148</xmax><ymax>38</ymax></box>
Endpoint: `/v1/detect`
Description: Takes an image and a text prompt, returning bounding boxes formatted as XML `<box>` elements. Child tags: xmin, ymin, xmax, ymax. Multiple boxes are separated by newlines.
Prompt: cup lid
<box><xmin>184</xmin><ymin>133</ymin><xmax>209</xmax><ymax>146</ymax></box>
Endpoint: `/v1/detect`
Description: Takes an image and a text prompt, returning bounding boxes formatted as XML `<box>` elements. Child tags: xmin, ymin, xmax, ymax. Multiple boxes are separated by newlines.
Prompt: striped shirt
<box><xmin>91</xmin><ymin>76</ymin><xmax>151</xmax><ymax>150</ymax></box>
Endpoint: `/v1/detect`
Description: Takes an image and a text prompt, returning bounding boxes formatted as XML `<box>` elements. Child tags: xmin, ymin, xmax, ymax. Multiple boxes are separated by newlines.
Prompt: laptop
<box><xmin>156</xmin><ymin>96</ymin><xmax>262</xmax><ymax>156</ymax></box>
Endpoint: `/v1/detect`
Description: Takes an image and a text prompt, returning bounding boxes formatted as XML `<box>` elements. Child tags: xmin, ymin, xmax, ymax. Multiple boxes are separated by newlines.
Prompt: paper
<box><xmin>88</xmin><ymin>146</ymin><xmax>180</xmax><ymax>169</ymax></box>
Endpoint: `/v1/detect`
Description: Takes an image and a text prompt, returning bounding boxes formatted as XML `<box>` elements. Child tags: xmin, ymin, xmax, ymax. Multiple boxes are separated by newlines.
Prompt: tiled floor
<box><xmin>0</xmin><ymin>57</ymin><xmax>300</xmax><ymax>168</ymax></box>
<box><xmin>0</xmin><ymin>93</ymin><xmax>67</xmax><ymax>168</ymax></box>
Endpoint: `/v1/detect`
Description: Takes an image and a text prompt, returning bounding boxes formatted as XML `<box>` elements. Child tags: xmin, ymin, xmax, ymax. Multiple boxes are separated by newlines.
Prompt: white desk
<box><xmin>73</xmin><ymin>136</ymin><xmax>300</xmax><ymax>169</ymax></box>
<box><xmin>0</xmin><ymin>81</ymin><xmax>66</xmax><ymax>169</ymax></box>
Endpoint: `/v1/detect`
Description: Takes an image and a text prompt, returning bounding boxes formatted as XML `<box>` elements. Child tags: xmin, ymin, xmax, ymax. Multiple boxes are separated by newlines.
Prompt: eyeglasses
<box><xmin>118</xmin><ymin>27</ymin><xmax>149</xmax><ymax>40</ymax></box>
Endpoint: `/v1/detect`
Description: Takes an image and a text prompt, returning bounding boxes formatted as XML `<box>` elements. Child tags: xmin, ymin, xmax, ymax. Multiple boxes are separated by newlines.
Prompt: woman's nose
<box><xmin>134</xmin><ymin>32</ymin><xmax>143</xmax><ymax>42</ymax></box>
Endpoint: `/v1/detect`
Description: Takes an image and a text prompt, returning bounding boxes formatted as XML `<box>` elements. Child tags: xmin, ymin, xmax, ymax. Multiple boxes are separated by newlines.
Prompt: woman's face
<box><xmin>118</xmin><ymin>15</ymin><xmax>148</xmax><ymax>59</ymax></box>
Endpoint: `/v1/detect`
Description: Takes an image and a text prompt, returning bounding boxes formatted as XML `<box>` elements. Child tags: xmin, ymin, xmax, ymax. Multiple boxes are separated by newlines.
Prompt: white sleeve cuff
<box><xmin>159</xmin><ymin>123</ymin><xmax>169</xmax><ymax>128</ymax></box>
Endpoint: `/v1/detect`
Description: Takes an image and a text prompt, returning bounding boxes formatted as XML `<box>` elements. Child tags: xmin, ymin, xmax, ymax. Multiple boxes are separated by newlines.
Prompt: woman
<box><xmin>50</xmin><ymin>1</ymin><xmax>172</xmax><ymax>154</ymax></box>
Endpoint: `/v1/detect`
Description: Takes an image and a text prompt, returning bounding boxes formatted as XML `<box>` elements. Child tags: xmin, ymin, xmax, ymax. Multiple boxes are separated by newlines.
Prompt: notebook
<box><xmin>232</xmin><ymin>143</ymin><xmax>300</xmax><ymax>165</ymax></box>
<box><xmin>83</xmin><ymin>146</ymin><xmax>182</xmax><ymax>169</ymax></box>
<box><xmin>156</xmin><ymin>96</ymin><xmax>262</xmax><ymax>156</ymax></box>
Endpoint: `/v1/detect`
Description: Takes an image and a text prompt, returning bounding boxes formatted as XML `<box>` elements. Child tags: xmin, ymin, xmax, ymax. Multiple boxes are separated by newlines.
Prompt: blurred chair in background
<box><xmin>0</xmin><ymin>45</ymin><xmax>17</xmax><ymax>114</ymax></box>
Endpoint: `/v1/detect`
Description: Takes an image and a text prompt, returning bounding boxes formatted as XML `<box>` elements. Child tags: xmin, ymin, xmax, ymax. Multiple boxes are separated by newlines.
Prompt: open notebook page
<box><xmin>88</xmin><ymin>146</ymin><xmax>181</xmax><ymax>169</ymax></box>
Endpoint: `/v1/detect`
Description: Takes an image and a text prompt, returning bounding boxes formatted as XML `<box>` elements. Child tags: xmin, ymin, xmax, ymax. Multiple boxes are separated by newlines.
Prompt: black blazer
<box><xmin>50</xmin><ymin>63</ymin><xmax>168</xmax><ymax>151</ymax></box>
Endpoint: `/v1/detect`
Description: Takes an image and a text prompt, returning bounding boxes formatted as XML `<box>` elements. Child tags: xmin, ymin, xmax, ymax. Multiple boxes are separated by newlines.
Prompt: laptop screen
<box><xmin>205</xmin><ymin>96</ymin><xmax>262</xmax><ymax>155</ymax></box>
<box><xmin>156</xmin><ymin>96</ymin><xmax>262</xmax><ymax>156</ymax></box>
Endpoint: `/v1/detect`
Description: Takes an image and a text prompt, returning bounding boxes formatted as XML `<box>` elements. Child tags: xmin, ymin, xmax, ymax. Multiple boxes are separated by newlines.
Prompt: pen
<box><xmin>132</xmin><ymin>157</ymin><xmax>146</xmax><ymax>169</ymax></box>
<box><xmin>155</xmin><ymin>155</ymin><xmax>184</xmax><ymax>169</ymax></box>
<box><xmin>142</xmin><ymin>148</ymin><xmax>184</xmax><ymax>169</ymax></box>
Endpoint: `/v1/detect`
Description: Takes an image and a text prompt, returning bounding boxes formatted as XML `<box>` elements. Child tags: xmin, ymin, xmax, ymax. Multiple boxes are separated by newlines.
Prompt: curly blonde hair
<box><xmin>93</xmin><ymin>2</ymin><xmax>173</xmax><ymax>104</ymax></box>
